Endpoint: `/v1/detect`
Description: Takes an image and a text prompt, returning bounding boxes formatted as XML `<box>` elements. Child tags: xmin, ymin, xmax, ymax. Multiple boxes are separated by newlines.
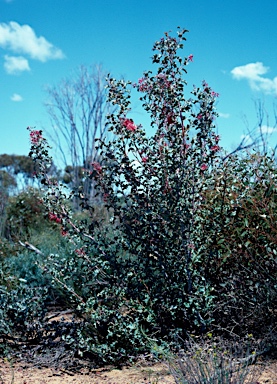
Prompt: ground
<box><xmin>1</xmin><ymin>311</ymin><xmax>276</xmax><ymax>383</ymax></box>
<box><xmin>0</xmin><ymin>358</ymin><xmax>276</xmax><ymax>384</ymax></box>
<box><xmin>1</xmin><ymin>360</ymin><xmax>174</xmax><ymax>384</ymax></box>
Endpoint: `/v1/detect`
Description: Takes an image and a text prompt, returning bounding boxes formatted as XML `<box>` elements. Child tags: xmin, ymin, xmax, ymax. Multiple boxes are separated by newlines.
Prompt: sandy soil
<box><xmin>1</xmin><ymin>312</ymin><xmax>276</xmax><ymax>383</ymax></box>
<box><xmin>0</xmin><ymin>359</ymin><xmax>276</xmax><ymax>384</ymax></box>
<box><xmin>1</xmin><ymin>360</ymin><xmax>173</xmax><ymax>384</ymax></box>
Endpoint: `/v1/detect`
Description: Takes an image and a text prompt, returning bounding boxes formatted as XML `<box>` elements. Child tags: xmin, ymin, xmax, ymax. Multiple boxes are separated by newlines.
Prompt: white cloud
<box><xmin>231</xmin><ymin>62</ymin><xmax>277</xmax><ymax>95</ymax></box>
<box><xmin>259</xmin><ymin>125</ymin><xmax>277</xmax><ymax>134</ymax></box>
<box><xmin>10</xmin><ymin>93</ymin><xmax>23</xmax><ymax>102</ymax></box>
<box><xmin>218</xmin><ymin>112</ymin><xmax>230</xmax><ymax>119</ymax></box>
<box><xmin>0</xmin><ymin>21</ymin><xmax>65</xmax><ymax>62</ymax></box>
<box><xmin>4</xmin><ymin>55</ymin><xmax>30</xmax><ymax>74</ymax></box>
<box><xmin>231</xmin><ymin>62</ymin><xmax>269</xmax><ymax>80</ymax></box>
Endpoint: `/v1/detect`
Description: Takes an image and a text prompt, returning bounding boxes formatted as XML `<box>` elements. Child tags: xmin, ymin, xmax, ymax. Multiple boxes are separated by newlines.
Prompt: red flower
<box><xmin>200</xmin><ymin>164</ymin><xmax>208</xmax><ymax>171</ymax></box>
<box><xmin>211</xmin><ymin>145</ymin><xmax>220</xmax><ymax>152</ymax></box>
<box><xmin>141</xmin><ymin>156</ymin><xmax>148</xmax><ymax>163</ymax></box>
<box><xmin>48</xmin><ymin>212</ymin><xmax>62</xmax><ymax>224</ymax></box>
<box><xmin>48</xmin><ymin>212</ymin><xmax>57</xmax><ymax>221</ymax></box>
<box><xmin>55</xmin><ymin>217</ymin><xmax>62</xmax><ymax>224</ymax></box>
<box><xmin>188</xmin><ymin>54</ymin><xmax>193</xmax><ymax>62</ymax></box>
<box><xmin>122</xmin><ymin>118</ymin><xmax>137</xmax><ymax>132</ymax></box>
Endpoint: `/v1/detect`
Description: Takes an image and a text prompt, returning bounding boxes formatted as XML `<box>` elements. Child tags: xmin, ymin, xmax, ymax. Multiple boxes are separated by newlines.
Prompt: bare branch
<box><xmin>44</xmin><ymin>64</ymin><xmax>116</xmax><ymax>205</ymax></box>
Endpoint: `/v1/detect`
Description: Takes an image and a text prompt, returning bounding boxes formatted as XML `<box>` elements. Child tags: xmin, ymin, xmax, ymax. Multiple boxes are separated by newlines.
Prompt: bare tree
<box><xmin>222</xmin><ymin>99</ymin><xmax>277</xmax><ymax>161</ymax></box>
<box><xmin>45</xmin><ymin>64</ymin><xmax>113</xmax><ymax>204</ymax></box>
<box><xmin>254</xmin><ymin>99</ymin><xmax>277</xmax><ymax>156</ymax></box>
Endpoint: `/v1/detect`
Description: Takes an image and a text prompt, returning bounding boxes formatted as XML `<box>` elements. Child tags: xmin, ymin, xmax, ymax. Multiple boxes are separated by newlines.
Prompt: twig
<box><xmin>18</xmin><ymin>241</ymin><xmax>45</xmax><ymax>256</ymax></box>
<box><xmin>44</xmin><ymin>309</ymin><xmax>74</xmax><ymax>321</ymax></box>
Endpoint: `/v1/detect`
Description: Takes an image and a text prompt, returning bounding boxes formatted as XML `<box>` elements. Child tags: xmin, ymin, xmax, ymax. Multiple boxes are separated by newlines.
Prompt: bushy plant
<box><xmin>0</xmin><ymin>280</ymin><xmax>49</xmax><ymax>351</ymax></box>
<box><xmin>27</xmin><ymin>28</ymin><xmax>276</xmax><ymax>363</ymax></box>
<box><xmin>4</xmin><ymin>187</ymin><xmax>49</xmax><ymax>241</ymax></box>
<box><xmin>197</xmin><ymin>152</ymin><xmax>277</xmax><ymax>337</ymax></box>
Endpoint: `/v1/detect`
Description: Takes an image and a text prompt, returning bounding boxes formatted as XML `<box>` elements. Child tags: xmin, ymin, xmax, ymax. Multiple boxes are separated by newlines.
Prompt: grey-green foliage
<box><xmin>0</xmin><ymin>281</ymin><xmax>48</xmax><ymax>344</ymax></box>
<box><xmin>195</xmin><ymin>152</ymin><xmax>277</xmax><ymax>336</ymax></box>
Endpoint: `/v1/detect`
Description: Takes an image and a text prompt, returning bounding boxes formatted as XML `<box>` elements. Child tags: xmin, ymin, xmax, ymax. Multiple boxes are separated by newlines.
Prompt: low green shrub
<box><xmin>0</xmin><ymin>281</ymin><xmax>48</xmax><ymax>348</ymax></box>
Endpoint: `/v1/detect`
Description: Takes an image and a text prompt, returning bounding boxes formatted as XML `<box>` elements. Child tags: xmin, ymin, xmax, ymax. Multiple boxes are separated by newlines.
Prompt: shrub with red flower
<box><xmin>27</xmin><ymin>27</ymin><xmax>277</xmax><ymax>366</ymax></box>
<box><xmin>31</xmin><ymin>28</ymin><xmax>267</xmax><ymax>362</ymax></box>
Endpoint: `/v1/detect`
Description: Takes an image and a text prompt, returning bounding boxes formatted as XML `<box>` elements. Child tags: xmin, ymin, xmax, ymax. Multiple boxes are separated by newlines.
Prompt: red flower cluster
<box><xmin>138</xmin><ymin>77</ymin><xmax>149</xmax><ymax>92</ymax></box>
<box><xmin>91</xmin><ymin>162</ymin><xmax>102</xmax><ymax>172</ymax></box>
<box><xmin>166</xmin><ymin>113</ymin><xmax>174</xmax><ymax>125</ymax></box>
<box><xmin>30</xmin><ymin>130</ymin><xmax>43</xmax><ymax>144</ymax></box>
<box><xmin>49</xmin><ymin>212</ymin><xmax>62</xmax><ymax>224</ymax></box>
<box><xmin>122</xmin><ymin>118</ymin><xmax>137</xmax><ymax>132</ymax></box>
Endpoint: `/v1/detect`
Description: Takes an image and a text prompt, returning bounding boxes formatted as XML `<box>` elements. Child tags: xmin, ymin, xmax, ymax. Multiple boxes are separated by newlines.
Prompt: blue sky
<box><xmin>1</xmin><ymin>0</ymin><xmax>277</xmax><ymax>161</ymax></box>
